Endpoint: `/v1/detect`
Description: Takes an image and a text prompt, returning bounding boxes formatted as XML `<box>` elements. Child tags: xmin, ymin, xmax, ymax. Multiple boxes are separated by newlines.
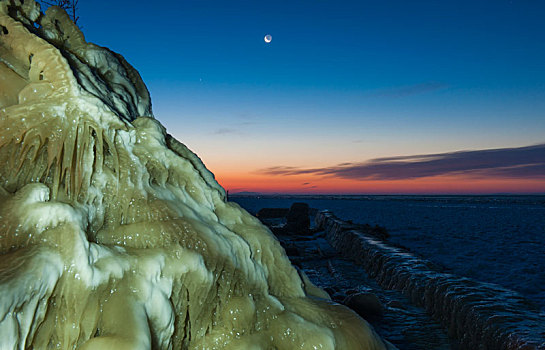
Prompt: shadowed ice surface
<box><xmin>231</xmin><ymin>195</ymin><xmax>545</xmax><ymax>310</ymax></box>
<box><xmin>233</xmin><ymin>195</ymin><xmax>545</xmax><ymax>348</ymax></box>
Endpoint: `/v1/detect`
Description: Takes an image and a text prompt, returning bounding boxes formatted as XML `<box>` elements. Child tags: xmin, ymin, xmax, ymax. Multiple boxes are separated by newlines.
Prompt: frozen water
<box><xmin>232</xmin><ymin>195</ymin><xmax>545</xmax><ymax>310</ymax></box>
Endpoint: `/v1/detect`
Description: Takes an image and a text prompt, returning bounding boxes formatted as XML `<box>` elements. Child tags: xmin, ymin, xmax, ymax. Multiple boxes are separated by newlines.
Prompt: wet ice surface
<box><xmin>232</xmin><ymin>195</ymin><xmax>545</xmax><ymax>310</ymax></box>
<box><xmin>274</xmin><ymin>229</ymin><xmax>458</xmax><ymax>349</ymax></box>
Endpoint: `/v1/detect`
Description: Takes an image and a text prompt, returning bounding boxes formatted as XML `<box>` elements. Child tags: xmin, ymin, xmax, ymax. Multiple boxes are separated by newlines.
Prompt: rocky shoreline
<box><xmin>258</xmin><ymin>203</ymin><xmax>545</xmax><ymax>350</ymax></box>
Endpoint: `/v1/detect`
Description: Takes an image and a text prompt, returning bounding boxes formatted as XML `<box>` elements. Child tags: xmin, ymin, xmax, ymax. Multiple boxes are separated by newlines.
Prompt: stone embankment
<box><xmin>315</xmin><ymin>210</ymin><xmax>545</xmax><ymax>350</ymax></box>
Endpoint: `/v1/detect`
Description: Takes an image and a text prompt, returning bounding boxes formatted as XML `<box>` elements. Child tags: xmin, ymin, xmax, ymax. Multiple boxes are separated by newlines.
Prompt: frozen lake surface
<box><xmin>231</xmin><ymin>195</ymin><xmax>545</xmax><ymax>311</ymax></box>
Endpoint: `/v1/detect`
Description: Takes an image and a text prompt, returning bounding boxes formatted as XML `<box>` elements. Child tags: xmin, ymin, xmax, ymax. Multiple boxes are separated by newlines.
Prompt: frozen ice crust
<box><xmin>0</xmin><ymin>1</ymin><xmax>388</xmax><ymax>349</ymax></box>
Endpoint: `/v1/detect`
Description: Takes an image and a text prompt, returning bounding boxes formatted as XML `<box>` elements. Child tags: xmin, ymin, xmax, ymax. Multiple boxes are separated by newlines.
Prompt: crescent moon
<box><xmin>264</xmin><ymin>35</ymin><xmax>272</xmax><ymax>43</ymax></box>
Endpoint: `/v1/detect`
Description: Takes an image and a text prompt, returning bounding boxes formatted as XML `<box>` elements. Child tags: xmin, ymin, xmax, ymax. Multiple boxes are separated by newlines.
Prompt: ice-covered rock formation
<box><xmin>0</xmin><ymin>1</ymin><xmax>389</xmax><ymax>349</ymax></box>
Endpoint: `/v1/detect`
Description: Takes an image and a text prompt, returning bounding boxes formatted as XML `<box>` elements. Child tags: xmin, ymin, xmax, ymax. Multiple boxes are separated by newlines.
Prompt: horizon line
<box><xmin>228</xmin><ymin>191</ymin><xmax>545</xmax><ymax>196</ymax></box>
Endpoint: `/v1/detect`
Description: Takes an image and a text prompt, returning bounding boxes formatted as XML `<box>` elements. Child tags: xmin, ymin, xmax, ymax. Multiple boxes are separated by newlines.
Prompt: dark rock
<box><xmin>270</xmin><ymin>226</ymin><xmax>287</xmax><ymax>235</ymax></box>
<box><xmin>344</xmin><ymin>292</ymin><xmax>384</xmax><ymax>319</ymax></box>
<box><xmin>285</xmin><ymin>202</ymin><xmax>310</xmax><ymax>233</ymax></box>
<box><xmin>323</xmin><ymin>287</ymin><xmax>336</xmax><ymax>297</ymax></box>
<box><xmin>283</xmin><ymin>244</ymin><xmax>300</xmax><ymax>257</ymax></box>
<box><xmin>332</xmin><ymin>293</ymin><xmax>347</xmax><ymax>303</ymax></box>
<box><xmin>259</xmin><ymin>218</ymin><xmax>286</xmax><ymax>231</ymax></box>
<box><xmin>257</xmin><ymin>207</ymin><xmax>289</xmax><ymax>219</ymax></box>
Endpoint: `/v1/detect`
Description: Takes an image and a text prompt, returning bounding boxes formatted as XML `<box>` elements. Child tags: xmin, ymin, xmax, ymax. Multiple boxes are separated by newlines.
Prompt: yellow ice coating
<box><xmin>0</xmin><ymin>1</ymin><xmax>389</xmax><ymax>349</ymax></box>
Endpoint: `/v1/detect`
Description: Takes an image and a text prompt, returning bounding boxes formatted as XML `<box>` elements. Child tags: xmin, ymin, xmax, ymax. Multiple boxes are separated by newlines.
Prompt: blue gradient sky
<box><xmin>72</xmin><ymin>0</ymin><xmax>545</xmax><ymax>193</ymax></box>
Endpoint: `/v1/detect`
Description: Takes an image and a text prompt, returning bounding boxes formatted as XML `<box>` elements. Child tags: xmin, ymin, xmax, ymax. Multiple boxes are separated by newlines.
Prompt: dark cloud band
<box><xmin>258</xmin><ymin>144</ymin><xmax>545</xmax><ymax>180</ymax></box>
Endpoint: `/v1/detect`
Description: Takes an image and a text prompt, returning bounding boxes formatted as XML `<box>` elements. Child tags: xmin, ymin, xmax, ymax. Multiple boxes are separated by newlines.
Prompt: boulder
<box><xmin>344</xmin><ymin>292</ymin><xmax>384</xmax><ymax>319</ymax></box>
<box><xmin>285</xmin><ymin>202</ymin><xmax>310</xmax><ymax>233</ymax></box>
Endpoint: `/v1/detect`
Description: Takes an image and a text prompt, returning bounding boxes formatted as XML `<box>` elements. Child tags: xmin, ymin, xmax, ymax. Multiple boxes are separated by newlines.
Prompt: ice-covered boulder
<box><xmin>0</xmin><ymin>1</ymin><xmax>388</xmax><ymax>348</ymax></box>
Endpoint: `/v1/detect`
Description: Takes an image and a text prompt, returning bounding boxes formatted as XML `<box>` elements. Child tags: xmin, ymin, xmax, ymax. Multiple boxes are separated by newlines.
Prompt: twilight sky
<box><xmin>73</xmin><ymin>0</ymin><xmax>544</xmax><ymax>194</ymax></box>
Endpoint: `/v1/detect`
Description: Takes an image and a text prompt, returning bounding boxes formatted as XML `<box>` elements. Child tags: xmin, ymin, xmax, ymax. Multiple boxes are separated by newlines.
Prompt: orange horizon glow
<box><xmin>214</xmin><ymin>172</ymin><xmax>545</xmax><ymax>195</ymax></box>
<box><xmin>199</xmin><ymin>142</ymin><xmax>545</xmax><ymax>195</ymax></box>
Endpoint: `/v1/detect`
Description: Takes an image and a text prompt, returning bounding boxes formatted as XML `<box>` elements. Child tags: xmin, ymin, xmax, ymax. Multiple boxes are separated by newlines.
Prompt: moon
<box><xmin>264</xmin><ymin>34</ymin><xmax>272</xmax><ymax>43</ymax></box>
